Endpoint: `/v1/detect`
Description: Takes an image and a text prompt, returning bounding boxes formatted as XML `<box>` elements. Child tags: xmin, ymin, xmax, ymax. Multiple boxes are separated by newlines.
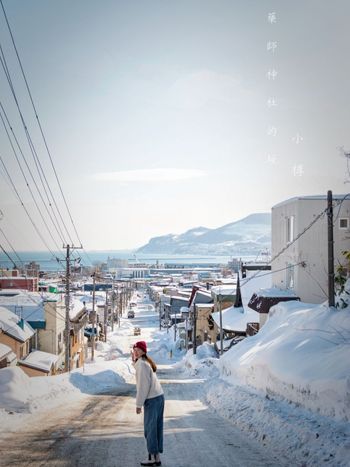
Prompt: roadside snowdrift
<box><xmin>219</xmin><ymin>301</ymin><xmax>350</xmax><ymax>421</ymax></box>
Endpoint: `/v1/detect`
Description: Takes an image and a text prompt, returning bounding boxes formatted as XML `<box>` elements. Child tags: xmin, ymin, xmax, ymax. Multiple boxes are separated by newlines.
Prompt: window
<box><xmin>286</xmin><ymin>216</ymin><xmax>295</xmax><ymax>243</ymax></box>
<box><xmin>339</xmin><ymin>218</ymin><xmax>349</xmax><ymax>230</ymax></box>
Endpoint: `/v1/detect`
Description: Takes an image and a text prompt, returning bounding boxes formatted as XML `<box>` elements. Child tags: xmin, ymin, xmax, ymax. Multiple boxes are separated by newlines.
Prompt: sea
<box><xmin>0</xmin><ymin>250</ymin><xmax>252</xmax><ymax>272</ymax></box>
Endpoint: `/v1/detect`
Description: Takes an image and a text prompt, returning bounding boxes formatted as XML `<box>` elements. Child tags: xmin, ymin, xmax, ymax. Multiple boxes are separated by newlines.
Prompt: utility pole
<box><xmin>219</xmin><ymin>290</ymin><xmax>224</xmax><ymax>356</ymax></box>
<box><xmin>111</xmin><ymin>285</ymin><xmax>116</xmax><ymax>332</ymax></box>
<box><xmin>63</xmin><ymin>244</ymin><xmax>83</xmax><ymax>372</ymax></box>
<box><xmin>327</xmin><ymin>190</ymin><xmax>335</xmax><ymax>307</ymax></box>
<box><xmin>91</xmin><ymin>272</ymin><xmax>96</xmax><ymax>361</ymax></box>
<box><xmin>104</xmin><ymin>289</ymin><xmax>108</xmax><ymax>343</ymax></box>
<box><xmin>193</xmin><ymin>305</ymin><xmax>197</xmax><ymax>355</ymax></box>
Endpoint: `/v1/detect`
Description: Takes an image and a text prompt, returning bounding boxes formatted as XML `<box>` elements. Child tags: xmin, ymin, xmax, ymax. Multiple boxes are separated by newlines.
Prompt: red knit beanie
<box><xmin>133</xmin><ymin>341</ymin><xmax>147</xmax><ymax>353</ymax></box>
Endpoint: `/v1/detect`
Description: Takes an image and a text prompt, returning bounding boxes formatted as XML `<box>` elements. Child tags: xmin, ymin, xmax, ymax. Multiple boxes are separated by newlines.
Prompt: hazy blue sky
<box><xmin>0</xmin><ymin>0</ymin><xmax>349</xmax><ymax>252</ymax></box>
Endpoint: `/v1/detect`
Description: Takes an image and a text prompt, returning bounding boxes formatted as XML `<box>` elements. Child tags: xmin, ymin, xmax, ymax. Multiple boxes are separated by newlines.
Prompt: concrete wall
<box><xmin>38</xmin><ymin>301</ymin><xmax>65</xmax><ymax>368</ymax></box>
<box><xmin>272</xmin><ymin>197</ymin><xmax>350</xmax><ymax>303</ymax></box>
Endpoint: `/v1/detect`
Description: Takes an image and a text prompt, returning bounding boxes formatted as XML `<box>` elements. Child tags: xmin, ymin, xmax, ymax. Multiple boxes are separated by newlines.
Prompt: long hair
<box><xmin>142</xmin><ymin>354</ymin><xmax>157</xmax><ymax>373</ymax></box>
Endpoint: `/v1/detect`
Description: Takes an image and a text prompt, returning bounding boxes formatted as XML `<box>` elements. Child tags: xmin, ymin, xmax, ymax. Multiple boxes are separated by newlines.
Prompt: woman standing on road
<box><xmin>132</xmin><ymin>340</ymin><xmax>164</xmax><ymax>467</ymax></box>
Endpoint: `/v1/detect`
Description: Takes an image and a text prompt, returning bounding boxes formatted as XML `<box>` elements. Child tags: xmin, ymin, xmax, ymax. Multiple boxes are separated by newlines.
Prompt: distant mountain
<box><xmin>137</xmin><ymin>213</ymin><xmax>271</xmax><ymax>255</ymax></box>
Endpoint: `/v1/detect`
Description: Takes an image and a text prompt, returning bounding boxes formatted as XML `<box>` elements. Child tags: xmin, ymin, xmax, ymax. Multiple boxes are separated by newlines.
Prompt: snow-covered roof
<box><xmin>0</xmin><ymin>342</ymin><xmax>13</xmax><ymax>359</ymax></box>
<box><xmin>252</xmin><ymin>287</ymin><xmax>298</xmax><ymax>298</ymax></box>
<box><xmin>272</xmin><ymin>194</ymin><xmax>349</xmax><ymax>209</ymax></box>
<box><xmin>74</xmin><ymin>292</ymin><xmax>105</xmax><ymax>304</ymax></box>
<box><xmin>69</xmin><ymin>299</ymin><xmax>87</xmax><ymax>320</ymax></box>
<box><xmin>170</xmin><ymin>295</ymin><xmax>189</xmax><ymax>302</ymax></box>
<box><xmin>0</xmin><ymin>291</ymin><xmax>59</xmax><ymax>322</ymax></box>
<box><xmin>0</xmin><ymin>306</ymin><xmax>35</xmax><ymax>342</ymax></box>
<box><xmin>215</xmin><ymin>278</ymin><xmax>237</xmax><ymax>285</ymax></box>
<box><xmin>212</xmin><ymin>306</ymin><xmax>260</xmax><ymax>332</ymax></box>
<box><xmin>211</xmin><ymin>285</ymin><xmax>236</xmax><ymax>297</ymax></box>
<box><xmin>20</xmin><ymin>350</ymin><xmax>59</xmax><ymax>373</ymax></box>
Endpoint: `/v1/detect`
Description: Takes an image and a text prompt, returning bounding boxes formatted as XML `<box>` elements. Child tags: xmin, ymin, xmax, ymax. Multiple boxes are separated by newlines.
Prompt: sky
<box><xmin>0</xmin><ymin>0</ymin><xmax>349</xmax><ymax>253</ymax></box>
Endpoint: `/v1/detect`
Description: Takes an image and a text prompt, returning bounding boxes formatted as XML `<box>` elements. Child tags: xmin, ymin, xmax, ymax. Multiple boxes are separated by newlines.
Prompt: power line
<box><xmin>243</xmin><ymin>261</ymin><xmax>305</xmax><ymax>281</ymax></box>
<box><xmin>241</xmin><ymin>206</ymin><xmax>328</xmax><ymax>288</ymax></box>
<box><xmin>0</xmin><ymin>225</ymin><xmax>24</xmax><ymax>266</ymax></box>
<box><xmin>0</xmin><ymin>47</ymin><xmax>70</xmax><ymax>247</ymax></box>
<box><xmin>0</xmin><ymin>242</ymin><xmax>17</xmax><ymax>268</ymax></box>
<box><xmin>0</xmin><ymin>0</ymin><xmax>84</xmax><ymax>248</ymax></box>
<box><xmin>0</xmin><ymin>292</ymin><xmax>74</xmax><ymax>339</ymax></box>
<box><xmin>0</xmin><ymin>154</ymin><xmax>61</xmax><ymax>259</ymax></box>
<box><xmin>0</xmin><ymin>105</ymin><xmax>66</xmax><ymax>250</ymax></box>
<box><xmin>333</xmin><ymin>193</ymin><xmax>350</xmax><ymax>224</ymax></box>
<box><xmin>0</xmin><ymin>4</ymin><xmax>93</xmax><ymax>266</ymax></box>
<box><xmin>0</xmin><ymin>39</ymin><xmax>76</xmax><ymax>250</ymax></box>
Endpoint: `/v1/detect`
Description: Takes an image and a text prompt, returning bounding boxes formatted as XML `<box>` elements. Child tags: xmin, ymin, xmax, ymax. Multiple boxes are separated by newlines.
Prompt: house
<box><xmin>18</xmin><ymin>350</ymin><xmax>59</xmax><ymax>377</ymax></box>
<box><xmin>271</xmin><ymin>195</ymin><xmax>350</xmax><ymax>303</ymax></box>
<box><xmin>0</xmin><ymin>269</ymin><xmax>38</xmax><ymax>292</ymax></box>
<box><xmin>189</xmin><ymin>288</ymin><xmax>214</xmax><ymax>348</ymax></box>
<box><xmin>0</xmin><ymin>306</ymin><xmax>34</xmax><ymax>360</ymax></box>
<box><xmin>0</xmin><ymin>289</ymin><xmax>66</xmax><ymax>361</ymax></box>
<box><xmin>193</xmin><ymin>303</ymin><xmax>217</xmax><ymax>344</ymax></box>
<box><xmin>211</xmin><ymin>284</ymin><xmax>237</xmax><ymax>312</ymax></box>
<box><xmin>0</xmin><ymin>306</ymin><xmax>59</xmax><ymax>376</ymax></box>
<box><xmin>58</xmin><ymin>297</ymin><xmax>88</xmax><ymax>370</ymax></box>
<box><xmin>248</xmin><ymin>287</ymin><xmax>299</xmax><ymax>327</ymax></box>
<box><xmin>0</xmin><ymin>342</ymin><xmax>17</xmax><ymax>368</ymax></box>
<box><xmin>0</xmin><ymin>291</ymin><xmax>87</xmax><ymax>371</ymax></box>
<box><xmin>211</xmin><ymin>305</ymin><xmax>260</xmax><ymax>338</ymax></box>
<box><xmin>163</xmin><ymin>295</ymin><xmax>189</xmax><ymax>326</ymax></box>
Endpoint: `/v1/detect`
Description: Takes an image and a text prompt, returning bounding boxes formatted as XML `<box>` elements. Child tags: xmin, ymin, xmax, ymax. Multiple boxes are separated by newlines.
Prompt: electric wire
<box><xmin>0</xmin><ymin>42</ymin><xmax>83</xmax><ymax>259</ymax></box>
<box><xmin>0</xmin><ymin>49</ymin><xmax>70</xmax><ymax>247</ymax></box>
<box><xmin>0</xmin><ymin>242</ymin><xmax>17</xmax><ymax>268</ymax></box>
<box><xmin>241</xmin><ymin>206</ymin><xmax>328</xmax><ymax>288</ymax></box>
<box><xmin>0</xmin><ymin>0</ymin><xmax>84</xmax><ymax>249</ymax></box>
<box><xmin>0</xmin><ymin>226</ymin><xmax>24</xmax><ymax>266</ymax></box>
<box><xmin>333</xmin><ymin>193</ymin><xmax>350</xmax><ymax>224</ymax></box>
<box><xmin>0</xmin><ymin>154</ymin><xmax>60</xmax><ymax>259</ymax></box>
<box><xmin>0</xmin><ymin>5</ymin><xmax>94</xmax><ymax>266</ymax></box>
<box><xmin>0</xmin><ymin>105</ymin><xmax>66</xmax><ymax>251</ymax></box>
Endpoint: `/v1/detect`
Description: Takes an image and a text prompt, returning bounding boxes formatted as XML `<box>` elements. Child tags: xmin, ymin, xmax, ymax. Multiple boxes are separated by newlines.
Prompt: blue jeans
<box><xmin>144</xmin><ymin>394</ymin><xmax>164</xmax><ymax>455</ymax></box>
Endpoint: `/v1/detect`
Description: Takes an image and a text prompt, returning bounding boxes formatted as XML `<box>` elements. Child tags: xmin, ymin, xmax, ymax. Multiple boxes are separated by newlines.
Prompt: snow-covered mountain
<box><xmin>137</xmin><ymin>213</ymin><xmax>271</xmax><ymax>255</ymax></box>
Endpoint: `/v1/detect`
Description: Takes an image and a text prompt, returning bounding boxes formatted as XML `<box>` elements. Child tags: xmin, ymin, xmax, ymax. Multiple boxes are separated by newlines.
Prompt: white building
<box><xmin>271</xmin><ymin>195</ymin><xmax>350</xmax><ymax>303</ymax></box>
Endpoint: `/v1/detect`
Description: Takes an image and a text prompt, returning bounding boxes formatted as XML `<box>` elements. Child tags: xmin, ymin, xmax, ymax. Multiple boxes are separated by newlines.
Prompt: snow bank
<box><xmin>176</xmin><ymin>343</ymin><xmax>219</xmax><ymax>378</ymax></box>
<box><xmin>0</xmin><ymin>367</ymin><xmax>31</xmax><ymax>412</ymax></box>
<box><xmin>219</xmin><ymin>301</ymin><xmax>350</xmax><ymax>421</ymax></box>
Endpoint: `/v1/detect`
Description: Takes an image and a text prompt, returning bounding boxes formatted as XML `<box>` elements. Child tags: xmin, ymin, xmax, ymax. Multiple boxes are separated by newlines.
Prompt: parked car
<box><xmin>127</xmin><ymin>310</ymin><xmax>135</xmax><ymax>319</ymax></box>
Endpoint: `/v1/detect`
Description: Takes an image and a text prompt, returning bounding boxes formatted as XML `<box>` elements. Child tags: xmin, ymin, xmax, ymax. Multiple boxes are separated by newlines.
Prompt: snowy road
<box><xmin>0</xmin><ymin>295</ymin><xmax>292</xmax><ymax>467</ymax></box>
<box><xmin>0</xmin><ymin>363</ymin><xmax>287</xmax><ymax>467</ymax></box>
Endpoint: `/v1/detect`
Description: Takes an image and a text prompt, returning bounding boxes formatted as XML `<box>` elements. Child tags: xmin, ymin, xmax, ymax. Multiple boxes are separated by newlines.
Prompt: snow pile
<box><xmin>69</xmin><ymin>367</ymin><xmax>125</xmax><ymax>394</ymax></box>
<box><xmin>0</xmin><ymin>367</ymin><xmax>31</xmax><ymax>412</ymax></box>
<box><xmin>205</xmin><ymin>378</ymin><xmax>350</xmax><ymax>467</ymax></box>
<box><xmin>177</xmin><ymin>343</ymin><xmax>219</xmax><ymax>377</ymax></box>
<box><xmin>219</xmin><ymin>301</ymin><xmax>350</xmax><ymax>421</ymax></box>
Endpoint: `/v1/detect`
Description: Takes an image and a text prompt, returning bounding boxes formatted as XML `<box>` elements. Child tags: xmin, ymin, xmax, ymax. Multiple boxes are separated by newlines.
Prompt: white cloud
<box><xmin>94</xmin><ymin>168</ymin><xmax>206</xmax><ymax>182</ymax></box>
